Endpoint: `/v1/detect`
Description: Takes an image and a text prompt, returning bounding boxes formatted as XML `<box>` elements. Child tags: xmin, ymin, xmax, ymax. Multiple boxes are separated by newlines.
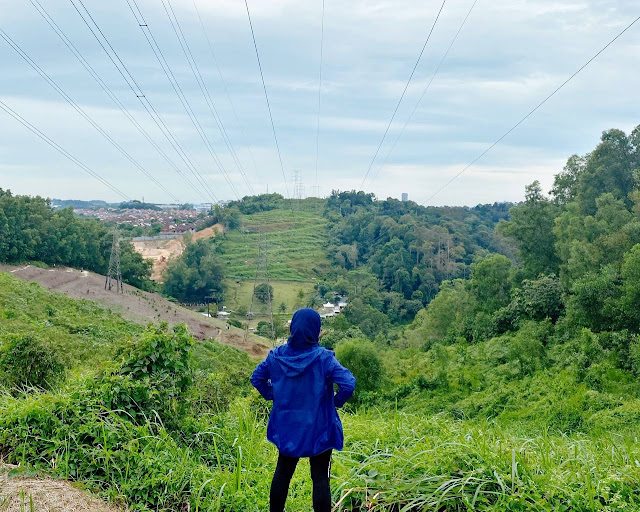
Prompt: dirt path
<box><xmin>0</xmin><ymin>465</ymin><xmax>121</xmax><ymax>512</ymax></box>
<box><xmin>131</xmin><ymin>224</ymin><xmax>223</xmax><ymax>281</ymax></box>
<box><xmin>0</xmin><ymin>264</ymin><xmax>269</xmax><ymax>358</ymax></box>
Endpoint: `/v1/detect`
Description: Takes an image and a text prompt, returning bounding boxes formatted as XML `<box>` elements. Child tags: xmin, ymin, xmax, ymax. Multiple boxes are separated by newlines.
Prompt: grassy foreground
<box><xmin>1</xmin><ymin>271</ymin><xmax>640</xmax><ymax>511</ymax></box>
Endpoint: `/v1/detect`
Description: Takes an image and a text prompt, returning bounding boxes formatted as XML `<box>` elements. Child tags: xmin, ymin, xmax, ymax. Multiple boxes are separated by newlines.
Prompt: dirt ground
<box><xmin>131</xmin><ymin>224</ymin><xmax>223</xmax><ymax>281</ymax></box>
<box><xmin>0</xmin><ymin>264</ymin><xmax>269</xmax><ymax>358</ymax></box>
<box><xmin>0</xmin><ymin>465</ymin><xmax>121</xmax><ymax>512</ymax></box>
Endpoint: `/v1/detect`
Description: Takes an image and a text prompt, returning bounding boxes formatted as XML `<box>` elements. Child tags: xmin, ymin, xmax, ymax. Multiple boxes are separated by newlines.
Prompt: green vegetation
<box><xmin>253</xmin><ymin>283</ymin><xmax>273</xmax><ymax>304</ymax></box>
<box><xmin>163</xmin><ymin>239</ymin><xmax>225</xmax><ymax>304</ymax></box>
<box><xmin>0</xmin><ymin>334</ymin><xmax>64</xmax><ymax>391</ymax></box>
<box><xmin>224</xmin><ymin>280</ymin><xmax>315</xmax><ymax>316</ymax></box>
<box><xmin>216</xmin><ymin>207</ymin><xmax>331</xmax><ymax>280</ymax></box>
<box><xmin>0</xmin><ymin>189</ymin><xmax>152</xmax><ymax>289</ymax></box>
<box><xmin>119</xmin><ymin>200</ymin><xmax>161</xmax><ymax>211</ymax></box>
<box><xmin>2</xmin><ymin>127</ymin><xmax>640</xmax><ymax>510</ymax></box>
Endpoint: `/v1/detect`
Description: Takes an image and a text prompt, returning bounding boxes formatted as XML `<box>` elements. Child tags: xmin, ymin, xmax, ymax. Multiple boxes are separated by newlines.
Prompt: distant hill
<box><xmin>52</xmin><ymin>198</ymin><xmax>114</xmax><ymax>209</ymax></box>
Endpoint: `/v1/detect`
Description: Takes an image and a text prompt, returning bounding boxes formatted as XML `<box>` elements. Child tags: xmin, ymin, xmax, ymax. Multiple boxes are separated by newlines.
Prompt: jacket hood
<box><xmin>272</xmin><ymin>308</ymin><xmax>323</xmax><ymax>377</ymax></box>
<box><xmin>288</xmin><ymin>308</ymin><xmax>321</xmax><ymax>348</ymax></box>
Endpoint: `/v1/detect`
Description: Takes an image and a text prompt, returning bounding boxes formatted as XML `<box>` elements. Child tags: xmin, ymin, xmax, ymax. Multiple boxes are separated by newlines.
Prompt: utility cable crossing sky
<box><xmin>419</xmin><ymin>13</ymin><xmax>640</xmax><ymax>206</ymax></box>
<box><xmin>0</xmin><ymin>1</ymin><xmax>638</xmax><ymax>202</ymax></box>
<box><xmin>244</xmin><ymin>0</ymin><xmax>289</xmax><ymax>198</ymax></box>
<box><xmin>359</xmin><ymin>0</ymin><xmax>447</xmax><ymax>190</ymax></box>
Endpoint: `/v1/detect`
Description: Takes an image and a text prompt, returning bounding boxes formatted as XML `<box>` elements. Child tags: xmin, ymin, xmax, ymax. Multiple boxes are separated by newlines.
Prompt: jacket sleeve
<box><xmin>330</xmin><ymin>356</ymin><xmax>356</xmax><ymax>408</ymax></box>
<box><xmin>250</xmin><ymin>356</ymin><xmax>274</xmax><ymax>401</ymax></box>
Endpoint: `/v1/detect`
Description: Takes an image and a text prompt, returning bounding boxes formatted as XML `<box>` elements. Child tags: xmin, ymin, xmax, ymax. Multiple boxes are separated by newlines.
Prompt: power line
<box><xmin>359</xmin><ymin>0</ymin><xmax>447</xmax><ymax>190</ymax></box>
<box><xmin>314</xmin><ymin>0</ymin><xmax>326</xmax><ymax>189</ymax></box>
<box><xmin>0</xmin><ymin>100</ymin><xmax>129</xmax><ymax>200</ymax></box>
<box><xmin>30</xmin><ymin>0</ymin><xmax>202</xmax><ymax>203</ymax></box>
<box><xmin>0</xmin><ymin>26</ymin><xmax>179</xmax><ymax>202</ymax></box>
<box><xmin>192</xmin><ymin>0</ymin><xmax>260</xmax><ymax>183</ymax></box>
<box><xmin>124</xmin><ymin>0</ymin><xmax>238</xmax><ymax>200</ymax></box>
<box><xmin>244</xmin><ymin>0</ymin><xmax>290</xmax><ymax>197</ymax></box>
<box><xmin>368</xmin><ymin>0</ymin><xmax>479</xmax><ymax>186</ymax></box>
<box><xmin>421</xmin><ymin>13</ymin><xmax>640</xmax><ymax>206</ymax></box>
<box><xmin>363</xmin><ymin>8</ymin><xmax>639</xmax><ymax>248</ymax></box>
<box><xmin>69</xmin><ymin>0</ymin><xmax>216</xmax><ymax>203</ymax></box>
<box><xmin>161</xmin><ymin>0</ymin><xmax>253</xmax><ymax>196</ymax></box>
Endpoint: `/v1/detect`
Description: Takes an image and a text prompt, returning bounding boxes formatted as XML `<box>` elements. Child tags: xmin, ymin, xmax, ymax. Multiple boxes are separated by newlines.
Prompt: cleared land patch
<box><xmin>0</xmin><ymin>265</ymin><xmax>269</xmax><ymax>357</ymax></box>
<box><xmin>0</xmin><ymin>465</ymin><xmax>120</xmax><ymax>512</ymax></box>
<box><xmin>131</xmin><ymin>223</ymin><xmax>223</xmax><ymax>281</ymax></box>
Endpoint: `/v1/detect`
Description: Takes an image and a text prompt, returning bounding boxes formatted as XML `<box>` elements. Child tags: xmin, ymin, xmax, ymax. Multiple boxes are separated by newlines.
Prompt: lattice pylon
<box><xmin>246</xmin><ymin>231</ymin><xmax>275</xmax><ymax>343</ymax></box>
<box><xmin>105</xmin><ymin>229</ymin><xmax>123</xmax><ymax>293</ymax></box>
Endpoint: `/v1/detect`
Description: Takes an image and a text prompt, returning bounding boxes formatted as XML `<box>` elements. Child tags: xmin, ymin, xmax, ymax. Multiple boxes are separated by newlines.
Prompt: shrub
<box><xmin>320</xmin><ymin>326</ymin><xmax>365</xmax><ymax>350</ymax></box>
<box><xmin>335</xmin><ymin>339</ymin><xmax>384</xmax><ymax>400</ymax></box>
<box><xmin>256</xmin><ymin>320</ymin><xmax>275</xmax><ymax>339</ymax></box>
<box><xmin>0</xmin><ymin>334</ymin><xmax>64</xmax><ymax>390</ymax></box>
<box><xmin>254</xmin><ymin>283</ymin><xmax>274</xmax><ymax>304</ymax></box>
<box><xmin>97</xmin><ymin>323</ymin><xmax>193</xmax><ymax>425</ymax></box>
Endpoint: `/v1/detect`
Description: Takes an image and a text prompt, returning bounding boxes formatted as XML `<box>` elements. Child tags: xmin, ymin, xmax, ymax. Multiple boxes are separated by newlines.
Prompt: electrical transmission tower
<box><xmin>309</xmin><ymin>184</ymin><xmax>321</xmax><ymax>198</ymax></box>
<box><xmin>246</xmin><ymin>232</ymin><xmax>275</xmax><ymax>342</ymax></box>
<box><xmin>105</xmin><ymin>229</ymin><xmax>123</xmax><ymax>293</ymax></box>
<box><xmin>291</xmin><ymin>170</ymin><xmax>305</xmax><ymax>211</ymax></box>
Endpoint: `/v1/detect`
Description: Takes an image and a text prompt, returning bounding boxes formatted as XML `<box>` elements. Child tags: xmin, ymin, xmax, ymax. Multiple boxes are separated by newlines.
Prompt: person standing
<box><xmin>251</xmin><ymin>308</ymin><xmax>356</xmax><ymax>512</ymax></box>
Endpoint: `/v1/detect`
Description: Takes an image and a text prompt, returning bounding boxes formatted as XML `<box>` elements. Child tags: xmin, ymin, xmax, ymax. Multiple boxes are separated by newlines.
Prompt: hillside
<box><xmin>215</xmin><ymin>207</ymin><xmax>330</xmax><ymax>315</ymax></box>
<box><xmin>2</xmin><ymin>127</ymin><xmax>640</xmax><ymax>511</ymax></box>
<box><xmin>219</xmin><ymin>207</ymin><xmax>330</xmax><ymax>281</ymax></box>
<box><xmin>0</xmin><ymin>265</ymin><xmax>269</xmax><ymax>357</ymax></box>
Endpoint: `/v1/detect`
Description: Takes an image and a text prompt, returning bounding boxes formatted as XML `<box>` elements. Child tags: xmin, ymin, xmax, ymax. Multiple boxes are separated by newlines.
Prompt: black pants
<box><xmin>270</xmin><ymin>449</ymin><xmax>332</xmax><ymax>512</ymax></box>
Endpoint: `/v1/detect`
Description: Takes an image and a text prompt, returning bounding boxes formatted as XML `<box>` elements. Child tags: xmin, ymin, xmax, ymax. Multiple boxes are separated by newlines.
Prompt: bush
<box><xmin>320</xmin><ymin>326</ymin><xmax>365</xmax><ymax>350</ymax></box>
<box><xmin>335</xmin><ymin>339</ymin><xmax>384</xmax><ymax>400</ymax></box>
<box><xmin>254</xmin><ymin>283</ymin><xmax>274</xmax><ymax>304</ymax></box>
<box><xmin>97</xmin><ymin>323</ymin><xmax>193</xmax><ymax>425</ymax></box>
<box><xmin>256</xmin><ymin>320</ymin><xmax>275</xmax><ymax>339</ymax></box>
<box><xmin>0</xmin><ymin>334</ymin><xmax>64</xmax><ymax>390</ymax></box>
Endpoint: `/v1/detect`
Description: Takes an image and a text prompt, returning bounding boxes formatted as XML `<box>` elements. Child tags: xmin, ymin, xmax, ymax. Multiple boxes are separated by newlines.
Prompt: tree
<box><xmin>512</xmin><ymin>274</ymin><xmax>564</xmax><ymax>323</ymax></box>
<box><xmin>470</xmin><ymin>254</ymin><xmax>512</xmax><ymax>314</ymax></box>
<box><xmin>120</xmin><ymin>240</ymin><xmax>153</xmax><ymax>290</ymax></box>
<box><xmin>567</xmin><ymin>266</ymin><xmax>621</xmax><ymax>332</ymax></box>
<box><xmin>279</xmin><ymin>302</ymin><xmax>287</xmax><ymax>313</ymax></box>
<box><xmin>550</xmin><ymin>154</ymin><xmax>586</xmax><ymax>206</ymax></box>
<box><xmin>335</xmin><ymin>339</ymin><xmax>383</xmax><ymax>400</ymax></box>
<box><xmin>410</xmin><ymin>279</ymin><xmax>474</xmax><ymax>345</ymax></box>
<box><xmin>163</xmin><ymin>239</ymin><xmax>225</xmax><ymax>303</ymax></box>
<box><xmin>499</xmin><ymin>181</ymin><xmax>559</xmax><ymax>278</ymax></box>
<box><xmin>575</xmin><ymin>129</ymin><xmax>638</xmax><ymax>215</ymax></box>
<box><xmin>342</xmin><ymin>298</ymin><xmax>390</xmax><ymax>339</ymax></box>
<box><xmin>620</xmin><ymin>244</ymin><xmax>640</xmax><ymax>331</ymax></box>
<box><xmin>254</xmin><ymin>283</ymin><xmax>274</xmax><ymax>304</ymax></box>
<box><xmin>256</xmin><ymin>320</ymin><xmax>275</xmax><ymax>339</ymax></box>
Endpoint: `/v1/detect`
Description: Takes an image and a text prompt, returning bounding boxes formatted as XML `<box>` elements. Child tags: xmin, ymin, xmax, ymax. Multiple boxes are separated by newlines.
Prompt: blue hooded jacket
<box><xmin>251</xmin><ymin>308</ymin><xmax>356</xmax><ymax>457</ymax></box>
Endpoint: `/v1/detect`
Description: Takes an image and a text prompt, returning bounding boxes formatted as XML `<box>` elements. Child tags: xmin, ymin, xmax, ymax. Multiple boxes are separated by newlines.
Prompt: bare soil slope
<box><xmin>131</xmin><ymin>223</ymin><xmax>223</xmax><ymax>281</ymax></box>
<box><xmin>0</xmin><ymin>465</ymin><xmax>121</xmax><ymax>512</ymax></box>
<box><xmin>0</xmin><ymin>264</ymin><xmax>269</xmax><ymax>357</ymax></box>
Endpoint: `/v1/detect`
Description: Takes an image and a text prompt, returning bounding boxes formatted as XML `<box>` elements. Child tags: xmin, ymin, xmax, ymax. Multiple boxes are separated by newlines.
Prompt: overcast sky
<box><xmin>1</xmin><ymin>0</ymin><xmax>638</xmax><ymax>206</ymax></box>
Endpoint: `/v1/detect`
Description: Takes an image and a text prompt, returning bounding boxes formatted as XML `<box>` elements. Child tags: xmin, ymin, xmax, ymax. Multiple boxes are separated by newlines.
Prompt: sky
<box><xmin>0</xmin><ymin>0</ymin><xmax>639</xmax><ymax>207</ymax></box>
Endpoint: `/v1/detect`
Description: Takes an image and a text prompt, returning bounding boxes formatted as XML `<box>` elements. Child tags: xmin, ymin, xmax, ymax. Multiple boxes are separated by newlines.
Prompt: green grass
<box><xmin>224</xmin><ymin>279</ymin><xmax>315</xmax><ymax>315</ymax></box>
<box><xmin>2</xmin><ymin>270</ymin><xmax>640</xmax><ymax>511</ymax></box>
<box><xmin>217</xmin><ymin>208</ymin><xmax>331</xmax><ymax>281</ymax></box>
<box><xmin>0</xmin><ymin>272</ymin><xmax>141</xmax><ymax>372</ymax></box>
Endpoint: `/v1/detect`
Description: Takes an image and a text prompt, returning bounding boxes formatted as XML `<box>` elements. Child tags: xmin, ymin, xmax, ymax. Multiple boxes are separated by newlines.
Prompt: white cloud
<box><xmin>0</xmin><ymin>0</ymin><xmax>638</xmax><ymax>204</ymax></box>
